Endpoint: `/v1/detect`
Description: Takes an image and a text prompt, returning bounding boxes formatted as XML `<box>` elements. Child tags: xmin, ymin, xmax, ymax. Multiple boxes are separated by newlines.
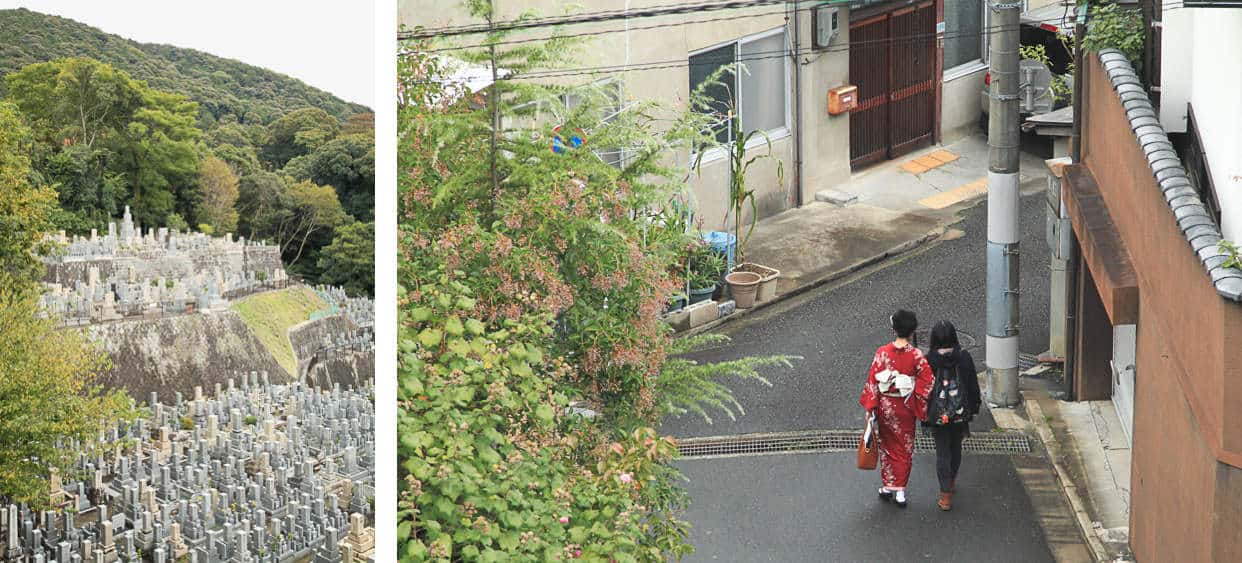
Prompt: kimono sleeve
<box><xmin>859</xmin><ymin>348</ymin><xmax>884</xmax><ymax>411</ymax></box>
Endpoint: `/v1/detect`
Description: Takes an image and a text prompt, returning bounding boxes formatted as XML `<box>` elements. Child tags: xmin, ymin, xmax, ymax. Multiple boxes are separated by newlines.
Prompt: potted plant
<box><xmin>687</xmin><ymin>241</ymin><xmax>725</xmax><ymax>305</ymax></box>
<box><xmin>718</xmin><ymin>111</ymin><xmax>783</xmax><ymax>306</ymax></box>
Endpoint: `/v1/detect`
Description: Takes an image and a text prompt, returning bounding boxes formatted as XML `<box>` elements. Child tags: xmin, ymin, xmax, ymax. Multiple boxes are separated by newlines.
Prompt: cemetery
<box><xmin>39</xmin><ymin>207</ymin><xmax>289</xmax><ymax>327</ymax></box>
<box><xmin>0</xmin><ymin>374</ymin><xmax>376</xmax><ymax>563</ymax></box>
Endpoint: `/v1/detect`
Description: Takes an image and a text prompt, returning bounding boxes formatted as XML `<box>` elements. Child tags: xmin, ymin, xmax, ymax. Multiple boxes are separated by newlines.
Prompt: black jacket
<box><xmin>924</xmin><ymin>347</ymin><xmax>981</xmax><ymax>422</ymax></box>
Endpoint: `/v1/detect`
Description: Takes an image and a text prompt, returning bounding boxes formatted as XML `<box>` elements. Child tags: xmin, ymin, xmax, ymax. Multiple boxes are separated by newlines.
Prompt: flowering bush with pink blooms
<box><xmin>399</xmin><ymin>9</ymin><xmax>793</xmax><ymax>561</ymax></box>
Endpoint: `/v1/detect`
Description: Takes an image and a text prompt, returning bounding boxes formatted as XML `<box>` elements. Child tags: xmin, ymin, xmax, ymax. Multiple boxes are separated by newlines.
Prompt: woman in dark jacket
<box><xmin>922</xmin><ymin>320</ymin><xmax>981</xmax><ymax>511</ymax></box>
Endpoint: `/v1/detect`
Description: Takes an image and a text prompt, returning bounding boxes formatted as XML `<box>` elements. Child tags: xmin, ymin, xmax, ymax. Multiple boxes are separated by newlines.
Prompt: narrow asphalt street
<box><xmin>663</xmin><ymin>190</ymin><xmax>1066</xmax><ymax>561</ymax></box>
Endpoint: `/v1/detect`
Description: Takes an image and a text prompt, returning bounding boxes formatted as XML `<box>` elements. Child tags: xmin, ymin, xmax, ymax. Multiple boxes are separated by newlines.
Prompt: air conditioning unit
<box><xmin>813</xmin><ymin>5</ymin><xmax>839</xmax><ymax>51</ymax></box>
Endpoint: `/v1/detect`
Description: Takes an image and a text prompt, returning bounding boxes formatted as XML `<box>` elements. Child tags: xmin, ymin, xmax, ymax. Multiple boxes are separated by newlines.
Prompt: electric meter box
<box><xmin>813</xmin><ymin>5</ymin><xmax>839</xmax><ymax>50</ymax></box>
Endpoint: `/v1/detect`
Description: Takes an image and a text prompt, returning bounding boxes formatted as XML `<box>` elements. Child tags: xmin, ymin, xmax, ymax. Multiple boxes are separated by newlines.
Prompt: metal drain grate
<box><xmin>1019</xmin><ymin>352</ymin><xmax>1040</xmax><ymax>372</ymax></box>
<box><xmin>676</xmin><ymin>429</ymin><xmax>1031</xmax><ymax>459</ymax></box>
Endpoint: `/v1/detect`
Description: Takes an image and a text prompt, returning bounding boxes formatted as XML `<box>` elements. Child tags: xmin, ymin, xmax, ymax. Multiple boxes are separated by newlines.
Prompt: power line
<box><xmin>417</xmin><ymin>4</ymin><xmax>803</xmax><ymax>53</ymax></box>
<box><xmin>399</xmin><ymin>0</ymin><xmax>834</xmax><ymax>40</ymax></box>
<box><xmin>404</xmin><ymin>14</ymin><xmax>1074</xmax><ymax>84</ymax></box>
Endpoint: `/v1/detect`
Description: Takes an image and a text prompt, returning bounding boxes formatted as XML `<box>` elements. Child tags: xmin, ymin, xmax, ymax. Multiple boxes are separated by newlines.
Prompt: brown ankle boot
<box><xmin>938</xmin><ymin>492</ymin><xmax>952</xmax><ymax>511</ymax></box>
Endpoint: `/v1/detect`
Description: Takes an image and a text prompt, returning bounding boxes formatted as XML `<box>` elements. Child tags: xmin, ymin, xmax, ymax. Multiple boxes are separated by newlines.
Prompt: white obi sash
<box><xmin>875</xmin><ymin>368</ymin><xmax>914</xmax><ymax>398</ymax></box>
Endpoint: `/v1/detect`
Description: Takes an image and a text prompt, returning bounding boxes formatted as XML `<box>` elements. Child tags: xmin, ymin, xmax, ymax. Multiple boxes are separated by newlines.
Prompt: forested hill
<box><xmin>0</xmin><ymin>8</ymin><xmax>370</xmax><ymax>126</ymax></box>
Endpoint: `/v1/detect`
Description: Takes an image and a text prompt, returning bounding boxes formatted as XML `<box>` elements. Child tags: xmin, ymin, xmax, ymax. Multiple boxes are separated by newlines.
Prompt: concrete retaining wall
<box><xmin>82</xmin><ymin>311</ymin><xmax>291</xmax><ymax>401</ymax></box>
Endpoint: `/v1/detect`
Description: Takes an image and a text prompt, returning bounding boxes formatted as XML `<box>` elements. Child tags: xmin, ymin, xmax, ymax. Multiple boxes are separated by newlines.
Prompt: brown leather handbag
<box><xmin>857</xmin><ymin>415</ymin><xmax>878</xmax><ymax>470</ymax></box>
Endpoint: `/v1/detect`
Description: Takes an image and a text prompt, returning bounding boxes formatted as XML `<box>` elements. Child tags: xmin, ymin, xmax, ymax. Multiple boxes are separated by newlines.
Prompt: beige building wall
<box><xmin>940</xmin><ymin>67</ymin><xmax>986</xmax><ymax>143</ymax></box>
<box><xmin>402</xmin><ymin>0</ymin><xmax>800</xmax><ymax>231</ymax></box>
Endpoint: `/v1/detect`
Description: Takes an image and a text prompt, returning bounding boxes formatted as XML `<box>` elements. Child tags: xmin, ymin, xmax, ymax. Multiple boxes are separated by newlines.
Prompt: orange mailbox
<box><xmin>828</xmin><ymin>85</ymin><xmax>858</xmax><ymax>115</ymax></box>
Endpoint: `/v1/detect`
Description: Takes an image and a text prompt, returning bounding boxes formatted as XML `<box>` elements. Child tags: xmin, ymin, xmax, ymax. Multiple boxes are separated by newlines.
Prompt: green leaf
<box><xmin>418</xmin><ymin>328</ymin><xmax>443</xmax><ymax>347</ymax></box>
<box><xmin>465</xmin><ymin>318</ymin><xmax>486</xmax><ymax>335</ymax></box>
<box><xmin>411</xmin><ymin>307</ymin><xmax>432</xmax><ymax>322</ymax></box>
<box><xmin>534</xmin><ymin>404</ymin><xmax>555</xmax><ymax>424</ymax></box>
<box><xmin>445</xmin><ymin>316</ymin><xmax>465</xmax><ymax>336</ymax></box>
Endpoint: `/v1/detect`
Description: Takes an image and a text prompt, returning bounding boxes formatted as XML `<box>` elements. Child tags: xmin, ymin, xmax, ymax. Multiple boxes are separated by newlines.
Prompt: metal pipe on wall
<box><xmin>790</xmin><ymin>0</ymin><xmax>804</xmax><ymax>208</ymax></box>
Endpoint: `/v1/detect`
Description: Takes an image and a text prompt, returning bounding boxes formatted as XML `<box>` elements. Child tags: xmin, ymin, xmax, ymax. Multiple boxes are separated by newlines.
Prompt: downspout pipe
<box><xmin>790</xmin><ymin>0</ymin><xmax>804</xmax><ymax>207</ymax></box>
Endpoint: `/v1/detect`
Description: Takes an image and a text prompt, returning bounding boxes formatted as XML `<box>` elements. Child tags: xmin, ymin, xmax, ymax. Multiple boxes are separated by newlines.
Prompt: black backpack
<box><xmin>926</xmin><ymin>361</ymin><xmax>969</xmax><ymax>425</ymax></box>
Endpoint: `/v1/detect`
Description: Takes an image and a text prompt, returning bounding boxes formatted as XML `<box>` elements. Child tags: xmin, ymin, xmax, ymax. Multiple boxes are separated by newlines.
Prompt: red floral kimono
<box><xmin>859</xmin><ymin>342</ymin><xmax>934</xmax><ymax>489</ymax></box>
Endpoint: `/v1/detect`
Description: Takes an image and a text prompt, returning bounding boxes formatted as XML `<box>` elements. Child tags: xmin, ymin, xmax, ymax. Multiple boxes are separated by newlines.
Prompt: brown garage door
<box><xmin>849</xmin><ymin>1</ymin><xmax>938</xmax><ymax>170</ymax></box>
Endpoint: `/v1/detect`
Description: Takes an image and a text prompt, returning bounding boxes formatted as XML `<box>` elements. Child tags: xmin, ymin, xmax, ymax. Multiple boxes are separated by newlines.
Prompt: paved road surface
<box><xmin>663</xmin><ymin>193</ymin><xmax>1061</xmax><ymax>562</ymax></box>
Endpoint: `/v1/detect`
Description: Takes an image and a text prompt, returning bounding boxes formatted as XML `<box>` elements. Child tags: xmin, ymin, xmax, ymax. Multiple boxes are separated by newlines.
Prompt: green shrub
<box><xmin>1084</xmin><ymin>3</ymin><xmax>1144</xmax><ymax>73</ymax></box>
<box><xmin>399</xmin><ymin>276</ymin><xmax>688</xmax><ymax>561</ymax></box>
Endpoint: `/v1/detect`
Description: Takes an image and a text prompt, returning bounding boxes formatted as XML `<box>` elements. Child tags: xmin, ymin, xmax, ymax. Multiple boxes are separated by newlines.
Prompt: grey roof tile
<box><xmin>1216</xmin><ymin>278</ymin><xmax>1242</xmax><ymax>301</ymax></box>
<box><xmin>1116</xmin><ymin>83</ymin><xmax>1145</xmax><ymax>95</ymax></box>
<box><xmin>1210</xmin><ymin>267</ymin><xmax>1242</xmax><ymax>284</ymax></box>
<box><xmin>1146</xmin><ymin>149</ymin><xmax>1179</xmax><ymax>162</ymax></box>
<box><xmin>1156</xmin><ymin>167</ymin><xmax>1188</xmax><ymax>183</ymax></box>
<box><xmin>1151</xmin><ymin>158</ymin><xmax>1184</xmax><ymax>175</ymax></box>
<box><xmin>1190</xmin><ymin>230</ymin><xmax>1223</xmax><ymax>252</ymax></box>
<box><xmin>1204</xmin><ymin>254</ymin><xmax>1230</xmax><ymax>271</ymax></box>
<box><xmin>1131</xmin><ymin>116</ymin><xmax>1162</xmax><ymax>130</ymax></box>
<box><xmin>1113</xmin><ymin>75</ymin><xmax>1143</xmax><ymax>88</ymax></box>
<box><xmin>1170</xmin><ymin>195</ymin><xmax>1201</xmax><ymax>210</ymax></box>
<box><xmin>1179</xmin><ymin>214</ymin><xmax>1214</xmax><ymax>231</ymax></box>
<box><xmin>1127</xmin><ymin>108</ymin><xmax>1158</xmax><ymax>122</ymax></box>
<box><xmin>1159</xmin><ymin>176</ymin><xmax>1193</xmax><ymax>193</ymax></box>
<box><xmin>1119</xmin><ymin>91</ymin><xmax>1149</xmax><ymax>104</ymax></box>
<box><xmin>1164</xmin><ymin>186</ymin><xmax>1198</xmax><ymax>201</ymax></box>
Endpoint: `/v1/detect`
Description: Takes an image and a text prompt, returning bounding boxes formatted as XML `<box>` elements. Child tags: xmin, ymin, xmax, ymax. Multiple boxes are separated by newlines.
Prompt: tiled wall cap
<box><xmin>1209</xmin><ymin>267</ymin><xmax>1242</xmax><ymax>284</ymax></box>
<box><xmin>1105</xmin><ymin>60</ymin><xmax>1134</xmax><ymax>73</ymax></box>
<box><xmin>1147</xmin><ymin>150</ymin><xmax>1179</xmax><ymax>163</ymax></box>
<box><xmin>1131</xmin><ymin>116</ymin><xmax>1162</xmax><ymax>131</ymax></box>
<box><xmin>1172</xmin><ymin>194</ymin><xmax>1206</xmax><ymax>210</ymax></box>
<box><xmin>1127</xmin><ymin>108</ymin><xmax>1158</xmax><ymax>122</ymax></box>
<box><xmin>1136</xmin><ymin>125</ymin><xmax>1166</xmax><ymax>139</ymax></box>
<box><xmin>1189</xmin><ymin>230</ymin><xmax>1223</xmax><ymax>252</ymax></box>
<box><xmin>1200</xmin><ymin>245</ymin><xmax>1227</xmax><ymax>262</ymax></box>
<box><xmin>1159</xmin><ymin>176</ymin><xmax>1193</xmax><ymax>192</ymax></box>
<box><xmin>1155</xmin><ymin>166</ymin><xmax>1187</xmax><ymax>183</ymax></box>
<box><xmin>1178</xmin><ymin>214</ymin><xmax>1214</xmax><ymax>232</ymax></box>
<box><xmin>1164</xmin><ymin>186</ymin><xmax>1198</xmax><ymax>201</ymax></box>
<box><xmin>1151</xmin><ymin>158</ymin><xmax>1183</xmax><ymax>175</ymax></box>
<box><xmin>1097</xmin><ymin>51</ymin><xmax>1241</xmax><ymax>303</ymax></box>
<box><xmin>1203</xmin><ymin>254</ymin><xmax>1230</xmax><ymax>271</ymax></box>
<box><xmin>1216</xmin><ymin>278</ymin><xmax>1242</xmax><ymax>301</ymax></box>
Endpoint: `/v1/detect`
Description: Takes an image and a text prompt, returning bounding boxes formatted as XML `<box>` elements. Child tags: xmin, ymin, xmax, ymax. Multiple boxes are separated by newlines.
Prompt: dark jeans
<box><xmin>930</xmin><ymin>423</ymin><xmax>967</xmax><ymax>493</ymax></box>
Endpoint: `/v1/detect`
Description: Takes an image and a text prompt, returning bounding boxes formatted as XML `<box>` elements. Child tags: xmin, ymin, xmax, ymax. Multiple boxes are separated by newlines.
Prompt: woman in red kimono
<box><xmin>859</xmin><ymin>309</ymin><xmax>934</xmax><ymax>507</ymax></box>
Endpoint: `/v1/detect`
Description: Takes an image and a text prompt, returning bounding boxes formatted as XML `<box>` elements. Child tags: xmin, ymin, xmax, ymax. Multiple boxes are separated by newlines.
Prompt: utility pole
<box><xmin>985</xmin><ymin>0</ymin><xmax>1021</xmax><ymax>407</ymax></box>
<box><xmin>487</xmin><ymin>0</ymin><xmax>500</xmax><ymax>192</ymax></box>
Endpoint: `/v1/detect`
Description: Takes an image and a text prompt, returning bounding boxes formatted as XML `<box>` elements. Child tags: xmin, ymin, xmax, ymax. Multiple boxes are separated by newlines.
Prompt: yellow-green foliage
<box><xmin>231</xmin><ymin>287</ymin><xmax>326</xmax><ymax>375</ymax></box>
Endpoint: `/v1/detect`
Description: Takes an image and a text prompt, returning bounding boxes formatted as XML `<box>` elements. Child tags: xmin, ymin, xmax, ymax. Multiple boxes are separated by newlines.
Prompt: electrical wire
<box><xmin>405</xmin><ymin>14</ymin><xmax>1078</xmax><ymax>85</ymax></box>
<box><xmin>400</xmin><ymin>0</ymin><xmax>834</xmax><ymax>40</ymax></box>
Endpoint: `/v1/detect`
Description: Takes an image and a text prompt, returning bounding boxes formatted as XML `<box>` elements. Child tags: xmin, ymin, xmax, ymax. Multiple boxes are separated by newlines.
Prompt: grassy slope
<box><xmin>230</xmin><ymin>287</ymin><xmax>327</xmax><ymax>376</ymax></box>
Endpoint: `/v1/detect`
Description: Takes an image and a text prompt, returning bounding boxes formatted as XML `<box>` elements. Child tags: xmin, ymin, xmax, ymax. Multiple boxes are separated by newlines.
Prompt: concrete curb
<box><xmin>1022</xmin><ymin>392</ymin><xmax>1112</xmax><ymax>563</ymax></box>
<box><xmin>678</xmin><ymin>226</ymin><xmax>947</xmax><ymax>338</ymax></box>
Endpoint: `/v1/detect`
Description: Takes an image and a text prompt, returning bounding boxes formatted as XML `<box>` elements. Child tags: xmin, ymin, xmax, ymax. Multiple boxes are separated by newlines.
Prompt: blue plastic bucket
<box><xmin>701</xmin><ymin>231</ymin><xmax>736</xmax><ymax>273</ymax></box>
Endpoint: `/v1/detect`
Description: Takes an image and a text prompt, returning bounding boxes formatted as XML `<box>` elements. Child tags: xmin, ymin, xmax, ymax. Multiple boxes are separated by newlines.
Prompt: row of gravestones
<box><xmin>310</xmin><ymin>287</ymin><xmax>374</xmax><ymax>329</ymax></box>
<box><xmin>41</xmin><ymin>264</ymin><xmax>288</xmax><ymax>326</ymax></box>
<box><xmin>54</xmin><ymin>207</ymin><xmax>271</xmax><ymax>262</ymax></box>
<box><xmin>1</xmin><ymin>373</ymin><xmax>375</xmax><ymax>563</ymax></box>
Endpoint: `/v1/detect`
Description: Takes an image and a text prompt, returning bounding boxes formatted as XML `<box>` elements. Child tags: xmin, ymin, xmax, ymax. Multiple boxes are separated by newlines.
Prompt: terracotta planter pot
<box><xmin>736</xmin><ymin>262</ymin><xmax>780</xmax><ymax>303</ymax></box>
<box><xmin>725</xmin><ymin>271</ymin><xmax>762</xmax><ymax>309</ymax></box>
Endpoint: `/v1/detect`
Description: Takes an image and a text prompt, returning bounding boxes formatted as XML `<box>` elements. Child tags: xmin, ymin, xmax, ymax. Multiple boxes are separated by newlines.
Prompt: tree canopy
<box><xmin>0</xmin><ymin>101</ymin><xmax>134</xmax><ymax>509</ymax></box>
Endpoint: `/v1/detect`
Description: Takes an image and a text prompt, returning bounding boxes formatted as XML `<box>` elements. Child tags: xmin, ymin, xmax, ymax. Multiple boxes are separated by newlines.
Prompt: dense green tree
<box><xmin>236</xmin><ymin>171</ymin><xmax>288</xmax><ymax>241</ymax></box>
<box><xmin>212</xmin><ymin>143</ymin><xmax>262</xmax><ymax>177</ymax></box>
<box><xmin>0</xmin><ymin>102</ymin><xmax>134</xmax><ymax>508</ymax></box>
<box><xmin>3</xmin><ymin>57</ymin><xmax>142</xmax><ymax>149</ymax></box>
<box><xmin>261</xmin><ymin>107</ymin><xmax>340</xmax><ymax>168</ymax></box>
<box><xmin>317</xmin><ymin>220</ymin><xmax>373</xmax><ymax>297</ymax></box>
<box><xmin>282</xmin><ymin>133</ymin><xmax>374</xmax><ymax>221</ymax></box>
<box><xmin>194</xmin><ymin>155</ymin><xmax>239</xmax><ymax>234</ymax></box>
<box><xmin>39</xmin><ymin>144</ymin><xmax>126</xmax><ymax>232</ymax></box>
<box><xmin>114</xmin><ymin>87</ymin><xmax>201</xmax><ymax>226</ymax></box>
<box><xmin>0</xmin><ymin>102</ymin><xmax>55</xmax><ymax>292</ymax></box>
<box><xmin>5</xmin><ymin>58</ymin><xmax>203</xmax><ymax>228</ymax></box>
